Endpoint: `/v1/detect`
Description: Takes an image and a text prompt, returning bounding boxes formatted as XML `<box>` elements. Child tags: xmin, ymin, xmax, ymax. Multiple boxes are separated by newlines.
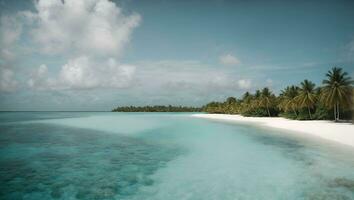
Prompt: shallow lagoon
<box><xmin>0</xmin><ymin>112</ymin><xmax>353</xmax><ymax>199</ymax></box>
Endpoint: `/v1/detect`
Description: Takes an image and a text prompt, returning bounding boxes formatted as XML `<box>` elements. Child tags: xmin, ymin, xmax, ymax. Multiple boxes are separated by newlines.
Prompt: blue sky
<box><xmin>0</xmin><ymin>0</ymin><xmax>353</xmax><ymax>111</ymax></box>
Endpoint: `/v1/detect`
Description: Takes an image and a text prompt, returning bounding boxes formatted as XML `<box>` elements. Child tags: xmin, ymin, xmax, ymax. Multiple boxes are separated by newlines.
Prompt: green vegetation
<box><xmin>112</xmin><ymin>105</ymin><xmax>202</xmax><ymax>112</ymax></box>
<box><xmin>295</xmin><ymin>80</ymin><xmax>317</xmax><ymax>119</ymax></box>
<box><xmin>203</xmin><ymin>67</ymin><xmax>354</xmax><ymax>121</ymax></box>
<box><xmin>321</xmin><ymin>67</ymin><xmax>353</xmax><ymax>121</ymax></box>
<box><xmin>112</xmin><ymin>68</ymin><xmax>353</xmax><ymax>121</ymax></box>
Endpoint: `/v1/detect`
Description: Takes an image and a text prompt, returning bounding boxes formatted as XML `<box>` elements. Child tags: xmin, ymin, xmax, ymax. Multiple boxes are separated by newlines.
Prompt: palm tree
<box><xmin>295</xmin><ymin>80</ymin><xmax>317</xmax><ymax>119</ymax></box>
<box><xmin>321</xmin><ymin>67</ymin><xmax>353</xmax><ymax>121</ymax></box>
<box><xmin>241</xmin><ymin>91</ymin><xmax>254</xmax><ymax>113</ymax></box>
<box><xmin>226</xmin><ymin>97</ymin><xmax>237</xmax><ymax>104</ymax></box>
<box><xmin>279</xmin><ymin>85</ymin><xmax>299</xmax><ymax>116</ymax></box>
<box><xmin>225</xmin><ymin>97</ymin><xmax>237</xmax><ymax>114</ymax></box>
<box><xmin>251</xmin><ymin>90</ymin><xmax>262</xmax><ymax>109</ymax></box>
<box><xmin>260</xmin><ymin>87</ymin><xmax>273</xmax><ymax>117</ymax></box>
<box><xmin>242</xmin><ymin>92</ymin><xmax>252</xmax><ymax>103</ymax></box>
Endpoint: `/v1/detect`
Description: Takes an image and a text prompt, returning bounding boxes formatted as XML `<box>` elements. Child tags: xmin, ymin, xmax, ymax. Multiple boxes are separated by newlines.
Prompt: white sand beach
<box><xmin>192</xmin><ymin>114</ymin><xmax>354</xmax><ymax>147</ymax></box>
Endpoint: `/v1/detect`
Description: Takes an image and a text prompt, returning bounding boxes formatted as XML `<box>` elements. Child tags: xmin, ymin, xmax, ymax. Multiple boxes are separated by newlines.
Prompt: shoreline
<box><xmin>192</xmin><ymin>114</ymin><xmax>354</xmax><ymax>148</ymax></box>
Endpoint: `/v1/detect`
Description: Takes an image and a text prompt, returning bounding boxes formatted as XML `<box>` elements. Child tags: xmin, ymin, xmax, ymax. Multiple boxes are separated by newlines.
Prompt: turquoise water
<box><xmin>0</xmin><ymin>112</ymin><xmax>354</xmax><ymax>200</ymax></box>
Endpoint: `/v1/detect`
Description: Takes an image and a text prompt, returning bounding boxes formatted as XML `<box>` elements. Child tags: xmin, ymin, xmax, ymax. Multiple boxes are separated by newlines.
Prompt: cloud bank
<box><xmin>0</xmin><ymin>0</ymin><xmax>256</xmax><ymax>109</ymax></box>
<box><xmin>28</xmin><ymin>0</ymin><xmax>140</xmax><ymax>56</ymax></box>
<box><xmin>0</xmin><ymin>0</ymin><xmax>141</xmax><ymax>91</ymax></box>
<box><xmin>28</xmin><ymin>57</ymin><xmax>136</xmax><ymax>90</ymax></box>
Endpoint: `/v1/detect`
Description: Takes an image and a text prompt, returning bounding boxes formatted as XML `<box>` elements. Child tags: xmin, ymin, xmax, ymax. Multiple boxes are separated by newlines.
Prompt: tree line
<box><xmin>112</xmin><ymin>105</ymin><xmax>202</xmax><ymax>112</ymax></box>
<box><xmin>202</xmin><ymin>67</ymin><xmax>353</xmax><ymax>121</ymax></box>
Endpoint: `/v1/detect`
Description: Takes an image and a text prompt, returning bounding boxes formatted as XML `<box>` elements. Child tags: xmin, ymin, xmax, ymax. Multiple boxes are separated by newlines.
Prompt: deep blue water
<box><xmin>0</xmin><ymin>112</ymin><xmax>353</xmax><ymax>200</ymax></box>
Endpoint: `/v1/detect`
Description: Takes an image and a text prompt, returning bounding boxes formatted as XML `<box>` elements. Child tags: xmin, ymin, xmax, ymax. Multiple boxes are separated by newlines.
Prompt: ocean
<box><xmin>0</xmin><ymin>112</ymin><xmax>353</xmax><ymax>199</ymax></box>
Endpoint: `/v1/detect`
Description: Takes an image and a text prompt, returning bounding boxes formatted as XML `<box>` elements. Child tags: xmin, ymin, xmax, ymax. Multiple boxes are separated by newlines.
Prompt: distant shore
<box><xmin>192</xmin><ymin>114</ymin><xmax>354</xmax><ymax>147</ymax></box>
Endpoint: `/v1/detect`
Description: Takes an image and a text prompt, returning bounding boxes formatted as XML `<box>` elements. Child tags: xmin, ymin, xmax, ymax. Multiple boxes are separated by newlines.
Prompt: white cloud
<box><xmin>1</xmin><ymin>0</ymin><xmax>255</xmax><ymax>101</ymax></box>
<box><xmin>219</xmin><ymin>54</ymin><xmax>241</xmax><ymax>66</ymax></box>
<box><xmin>20</xmin><ymin>0</ymin><xmax>141</xmax><ymax>90</ymax></box>
<box><xmin>237</xmin><ymin>79</ymin><xmax>252</xmax><ymax>89</ymax></box>
<box><xmin>0</xmin><ymin>68</ymin><xmax>17</xmax><ymax>92</ymax></box>
<box><xmin>29</xmin><ymin>56</ymin><xmax>136</xmax><ymax>90</ymax></box>
<box><xmin>58</xmin><ymin>56</ymin><xmax>136</xmax><ymax>89</ymax></box>
<box><xmin>28</xmin><ymin>64</ymin><xmax>55</xmax><ymax>90</ymax></box>
<box><xmin>29</xmin><ymin>0</ymin><xmax>141</xmax><ymax>56</ymax></box>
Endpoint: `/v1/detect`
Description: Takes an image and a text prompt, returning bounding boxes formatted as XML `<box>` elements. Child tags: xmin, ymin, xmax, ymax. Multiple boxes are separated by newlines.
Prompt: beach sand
<box><xmin>192</xmin><ymin>114</ymin><xmax>354</xmax><ymax>147</ymax></box>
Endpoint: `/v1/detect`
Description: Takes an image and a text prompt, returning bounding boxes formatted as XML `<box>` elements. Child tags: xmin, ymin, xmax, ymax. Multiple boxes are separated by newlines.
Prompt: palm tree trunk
<box><xmin>307</xmin><ymin>106</ymin><xmax>312</xmax><ymax>119</ymax></box>
<box><xmin>293</xmin><ymin>108</ymin><xmax>297</xmax><ymax>117</ymax></box>
<box><xmin>266</xmin><ymin>104</ymin><xmax>270</xmax><ymax>117</ymax></box>
<box><xmin>333</xmin><ymin>104</ymin><xmax>337</xmax><ymax>121</ymax></box>
<box><xmin>336</xmin><ymin>102</ymin><xmax>340</xmax><ymax>121</ymax></box>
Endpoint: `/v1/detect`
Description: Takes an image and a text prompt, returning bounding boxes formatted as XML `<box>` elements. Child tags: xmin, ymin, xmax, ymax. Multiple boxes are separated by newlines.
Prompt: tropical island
<box><xmin>113</xmin><ymin>67</ymin><xmax>353</xmax><ymax>122</ymax></box>
<box><xmin>194</xmin><ymin>67</ymin><xmax>354</xmax><ymax>147</ymax></box>
<box><xmin>112</xmin><ymin>105</ymin><xmax>202</xmax><ymax>112</ymax></box>
<box><xmin>203</xmin><ymin>67</ymin><xmax>353</xmax><ymax>121</ymax></box>
<box><xmin>112</xmin><ymin>68</ymin><xmax>354</xmax><ymax>146</ymax></box>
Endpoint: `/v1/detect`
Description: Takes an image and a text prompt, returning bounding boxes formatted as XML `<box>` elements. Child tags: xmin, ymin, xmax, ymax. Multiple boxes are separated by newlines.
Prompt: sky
<box><xmin>0</xmin><ymin>0</ymin><xmax>353</xmax><ymax>111</ymax></box>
